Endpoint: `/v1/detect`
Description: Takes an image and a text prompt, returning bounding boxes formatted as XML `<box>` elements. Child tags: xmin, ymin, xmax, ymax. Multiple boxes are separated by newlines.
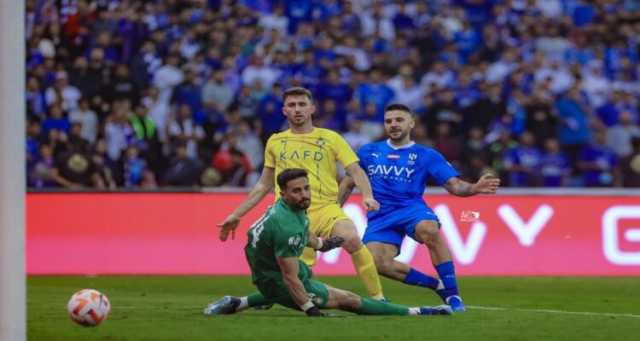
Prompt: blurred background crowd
<box><xmin>25</xmin><ymin>0</ymin><xmax>640</xmax><ymax>190</ymax></box>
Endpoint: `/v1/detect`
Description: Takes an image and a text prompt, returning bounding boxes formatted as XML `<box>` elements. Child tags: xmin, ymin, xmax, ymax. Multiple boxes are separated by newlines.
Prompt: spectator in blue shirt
<box><xmin>596</xmin><ymin>92</ymin><xmax>621</xmax><ymax>127</ymax></box>
<box><xmin>256</xmin><ymin>84</ymin><xmax>285</xmax><ymax>141</ymax></box>
<box><xmin>540</xmin><ymin>138</ymin><xmax>571</xmax><ymax>187</ymax></box>
<box><xmin>316</xmin><ymin>70</ymin><xmax>353</xmax><ymax>107</ymax></box>
<box><xmin>572</xmin><ymin>0</ymin><xmax>596</xmax><ymax>27</ymax></box>
<box><xmin>172</xmin><ymin>70</ymin><xmax>203</xmax><ymax>115</ymax></box>
<box><xmin>503</xmin><ymin>131</ymin><xmax>543</xmax><ymax>186</ymax></box>
<box><xmin>26</xmin><ymin>77</ymin><xmax>47</xmax><ymax>118</ymax></box>
<box><xmin>26</xmin><ymin>119</ymin><xmax>42</xmax><ymax>174</ymax></box>
<box><xmin>315</xmin><ymin>98</ymin><xmax>347</xmax><ymax>132</ymax></box>
<box><xmin>454</xmin><ymin>21</ymin><xmax>481</xmax><ymax>63</ymax></box>
<box><xmin>339</xmin><ymin>1</ymin><xmax>361</xmax><ymax>34</ymax></box>
<box><xmin>42</xmin><ymin>104</ymin><xmax>71</xmax><ymax>136</ymax></box>
<box><xmin>122</xmin><ymin>145</ymin><xmax>150</xmax><ymax>188</ymax></box>
<box><xmin>296</xmin><ymin>49</ymin><xmax>325</xmax><ymax>88</ymax></box>
<box><xmin>29</xmin><ymin>144</ymin><xmax>58</xmax><ymax>188</ymax></box>
<box><xmin>392</xmin><ymin>2</ymin><xmax>416</xmax><ymax>33</ymax></box>
<box><xmin>312</xmin><ymin>0</ymin><xmax>341</xmax><ymax>23</ymax></box>
<box><xmin>284</xmin><ymin>0</ymin><xmax>313</xmax><ymax>34</ymax></box>
<box><xmin>578</xmin><ymin>130</ymin><xmax>620</xmax><ymax>187</ymax></box>
<box><xmin>556</xmin><ymin>86</ymin><xmax>592</xmax><ymax>164</ymax></box>
<box><xmin>355</xmin><ymin>68</ymin><xmax>394</xmax><ymax>120</ymax></box>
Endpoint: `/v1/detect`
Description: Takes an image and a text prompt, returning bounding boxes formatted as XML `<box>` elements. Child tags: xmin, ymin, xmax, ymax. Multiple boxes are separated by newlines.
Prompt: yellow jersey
<box><xmin>264</xmin><ymin>128</ymin><xmax>359</xmax><ymax>208</ymax></box>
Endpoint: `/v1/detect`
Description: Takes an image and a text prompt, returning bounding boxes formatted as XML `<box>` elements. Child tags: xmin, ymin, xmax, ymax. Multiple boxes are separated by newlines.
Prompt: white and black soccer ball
<box><xmin>67</xmin><ymin>289</ymin><xmax>111</xmax><ymax>326</ymax></box>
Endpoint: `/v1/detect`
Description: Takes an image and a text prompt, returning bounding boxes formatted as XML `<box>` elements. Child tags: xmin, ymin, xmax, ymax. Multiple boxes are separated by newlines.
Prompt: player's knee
<box><xmin>415</xmin><ymin>222</ymin><xmax>440</xmax><ymax>246</ymax></box>
<box><xmin>332</xmin><ymin>223</ymin><xmax>362</xmax><ymax>253</ymax></box>
<box><xmin>340</xmin><ymin>234</ymin><xmax>362</xmax><ymax>253</ymax></box>
<box><xmin>372</xmin><ymin>255</ymin><xmax>393</xmax><ymax>276</ymax></box>
<box><xmin>337</xmin><ymin>291</ymin><xmax>361</xmax><ymax>310</ymax></box>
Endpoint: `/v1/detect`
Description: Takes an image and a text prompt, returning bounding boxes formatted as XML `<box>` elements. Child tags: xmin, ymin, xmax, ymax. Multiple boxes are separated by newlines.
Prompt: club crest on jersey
<box><xmin>408</xmin><ymin>152</ymin><xmax>417</xmax><ymax>165</ymax></box>
<box><xmin>316</xmin><ymin>138</ymin><xmax>326</xmax><ymax>147</ymax></box>
<box><xmin>387</xmin><ymin>154</ymin><xmax>400</xmax><ymax>159</ymax></box>
<box><xmin>288</xmin><ymin>235</ymin><xmax>303</xmax><ymax>247</ymax></box>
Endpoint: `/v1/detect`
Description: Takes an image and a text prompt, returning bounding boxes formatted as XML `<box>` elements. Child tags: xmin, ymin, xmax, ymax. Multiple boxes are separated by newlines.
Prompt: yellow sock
<box><xmin>351</xmin><ymin>246</ymin><xmax>384</xmax><ymax>300</ymax></box>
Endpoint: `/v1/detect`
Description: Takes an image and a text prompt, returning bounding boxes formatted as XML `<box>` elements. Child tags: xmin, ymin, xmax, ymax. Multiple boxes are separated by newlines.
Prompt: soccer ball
<box><xmin>67</xmin><ymin>289</ymin><xmax>111</xmax><ymax>326</ymax></box>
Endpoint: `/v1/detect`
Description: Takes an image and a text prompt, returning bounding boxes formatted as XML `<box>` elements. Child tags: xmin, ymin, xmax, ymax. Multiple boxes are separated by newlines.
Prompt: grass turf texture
<box><xmin>28</xmin><ymin>276</ymin><xmax>639</xmax><ymax>341</ymax></box>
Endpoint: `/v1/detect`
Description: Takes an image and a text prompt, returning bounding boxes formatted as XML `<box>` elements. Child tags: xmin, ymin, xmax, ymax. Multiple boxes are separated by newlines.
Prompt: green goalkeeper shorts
<box><xmin>256</xmin><ymin>278</ymin><xmax>329</xmax><ymax>310</ymax></box>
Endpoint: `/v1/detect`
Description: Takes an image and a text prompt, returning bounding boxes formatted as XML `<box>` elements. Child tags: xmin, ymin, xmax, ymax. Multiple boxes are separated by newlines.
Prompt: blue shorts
<box><xmin>362</xmin><ymin>204</ymin><xmax>440</xmax><ymax>249</ymax></box>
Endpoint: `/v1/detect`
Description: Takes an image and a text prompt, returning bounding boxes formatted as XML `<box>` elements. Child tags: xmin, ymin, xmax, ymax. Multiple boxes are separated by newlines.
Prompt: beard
<box><xmin>296</xmin><ymin>198</ymin><xmax>311</xmax><ymax>210</ymax></box>
<box><xmin>288</xmin><ymin>114</ymin><xmax>309</xmax><ymax>126</ymax></box>
<box><xmin>286</xmin><ymin>197</ymin><xmax>311</xmax><ymax>210</ymax></box>
<box><xmin>387</xmin><ymin>129</ymin><xmax>409</xmax><ymax>142</ymax></box>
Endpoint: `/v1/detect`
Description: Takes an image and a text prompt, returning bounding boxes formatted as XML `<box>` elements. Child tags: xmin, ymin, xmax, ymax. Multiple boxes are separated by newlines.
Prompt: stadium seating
<box><xmin>25</xmin><ymin>0</ymin><xmax>640</xmax><ymax>189</ymax></box>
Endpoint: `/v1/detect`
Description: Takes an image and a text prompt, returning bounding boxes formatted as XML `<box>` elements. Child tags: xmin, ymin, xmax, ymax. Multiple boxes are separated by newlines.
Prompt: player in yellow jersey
<box><xmin>218</xmin><ymin>86</ymin><xmax>385</xmax><ymax>301</ymax></box>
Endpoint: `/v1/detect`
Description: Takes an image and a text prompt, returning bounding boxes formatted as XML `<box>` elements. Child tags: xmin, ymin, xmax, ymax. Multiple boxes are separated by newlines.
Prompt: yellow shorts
<box><xmin>300</xmin><ymin>204</ymin><xmax>351</xmax><ymax>266</ymax></box>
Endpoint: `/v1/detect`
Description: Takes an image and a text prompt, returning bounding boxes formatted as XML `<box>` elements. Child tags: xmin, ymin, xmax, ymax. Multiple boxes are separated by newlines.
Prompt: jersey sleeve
<box><xmin>333</xmin><ymin>133</ymin><xmax>359</xmax><ymax>168</ymax></box>
<box><xmin>272</xmin><ymin>219</ymin><xmax>305</xmax><ymax>258</ymax></box>
<box><xmin>427</xmin><ymin>149</ymin><xmax>459</xmax><ymax>185</ymax></box>
<box><xmin>264</xmin><ymin>135</ymin><xmax>276</xmax><ymax>168</ymax></box>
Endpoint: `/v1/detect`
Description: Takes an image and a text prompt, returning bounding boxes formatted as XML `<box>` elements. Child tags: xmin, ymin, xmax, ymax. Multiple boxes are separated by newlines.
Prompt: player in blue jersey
<box><xmin>338</xmin><ymin>104</ymin><xmax>500</xmax><ymax>312</ymax></box>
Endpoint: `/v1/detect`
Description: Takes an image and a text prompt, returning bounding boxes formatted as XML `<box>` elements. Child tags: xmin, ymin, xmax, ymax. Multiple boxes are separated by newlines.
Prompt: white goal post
<box><xmin>0</xmin><ymin>0</ymin><xmax>26</xmax><ymax>340</ymax></box>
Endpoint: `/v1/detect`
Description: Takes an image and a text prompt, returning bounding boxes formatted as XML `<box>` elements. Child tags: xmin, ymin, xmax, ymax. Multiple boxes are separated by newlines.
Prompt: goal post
<box><xmin>0</xmin><ymin>0</ymin><xmax>26</xmax><ymax>340</ymax></box>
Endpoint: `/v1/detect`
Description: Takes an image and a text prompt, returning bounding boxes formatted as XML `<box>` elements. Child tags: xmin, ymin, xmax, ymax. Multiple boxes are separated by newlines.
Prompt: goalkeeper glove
<box><xmin>316</xmin><ymin>236</ymin><xmax>344</xmax><ymax>252</ymax></box>
<box><xmin>304</xmin><ymin>306</ymin><xmax>324</xmax><ymax>317</ymax></box>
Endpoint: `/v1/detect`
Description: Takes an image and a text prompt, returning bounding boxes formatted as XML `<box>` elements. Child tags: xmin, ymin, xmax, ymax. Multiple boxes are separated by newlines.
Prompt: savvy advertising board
<box><xmin>27</xmin><ymin>193</ymin><xmax>640</xmax><ymax>275</ymax></box>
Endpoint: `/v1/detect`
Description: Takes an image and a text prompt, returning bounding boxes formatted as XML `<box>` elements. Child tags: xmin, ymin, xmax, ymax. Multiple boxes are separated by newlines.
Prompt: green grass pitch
<box><xmin>28</xmin><ymin>276</ymin><xmax>640</xmax><ymax>340</ymax></box>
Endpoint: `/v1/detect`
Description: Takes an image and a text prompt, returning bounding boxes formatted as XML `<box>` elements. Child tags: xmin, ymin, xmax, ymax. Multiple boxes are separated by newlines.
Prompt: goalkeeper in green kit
<box><xmin>204</xmin><ymin>168</ymin><xmax>452</xmax><ymax>317</ymax></box>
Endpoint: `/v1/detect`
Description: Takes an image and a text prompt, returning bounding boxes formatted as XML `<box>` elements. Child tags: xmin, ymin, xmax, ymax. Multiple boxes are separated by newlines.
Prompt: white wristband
<box><xmin>300</xmin><ymin>300</ymin><xmax>315</xmax><ymax>311</ymax></box>
<box><xmin>315</xmin><ymin>238</ymin><xmax>323</xmax><ymax>251</ymax></box>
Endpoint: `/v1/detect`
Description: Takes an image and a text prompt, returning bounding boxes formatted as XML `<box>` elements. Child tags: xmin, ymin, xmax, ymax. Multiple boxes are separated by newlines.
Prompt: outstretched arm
<box><xmin>277</xmin><ymin>256</ymin><xmax>323</xmax><ymax>316</ymax></box>
<box><xmin>337</xmin><ymin>175</ymin><xmax>356</xmax><ymax>207</ymax></box>
<box><xmin>217</xmin><ymin>166</ymin><xmax>275</xmax><ymax>240</ymax></box>
<box><xmin>344</xmin><ymin>163</ymin><xmax>379</xmax><ymax>211</ymax></box>
<box><xmin>277</xmin><ymin>256</ymin><xmax>309</xmax><ymax>308</ymax></box>
<box><xmin>443</xmin><ymin>174</ymin><xmax>501</xmax><ymax>197</ymax></box>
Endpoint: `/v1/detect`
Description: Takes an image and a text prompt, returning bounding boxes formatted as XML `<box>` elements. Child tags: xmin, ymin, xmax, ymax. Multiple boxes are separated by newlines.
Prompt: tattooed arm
<box><xmin>443</xmin><ymin>174</ymin><xmax>500</xmax><ymax>197</ymax></box>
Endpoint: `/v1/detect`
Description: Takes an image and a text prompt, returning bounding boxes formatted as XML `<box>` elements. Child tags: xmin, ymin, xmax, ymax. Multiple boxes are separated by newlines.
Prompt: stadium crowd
<box><xmin>25</xmin><ymin>0</ymin><xmax>640</xmax><ymax>189</ymax></box>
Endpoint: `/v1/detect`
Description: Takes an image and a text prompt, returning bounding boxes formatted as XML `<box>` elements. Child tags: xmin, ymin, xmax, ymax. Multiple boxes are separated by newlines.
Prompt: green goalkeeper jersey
<box><xmin>244</xmin><ymin>199</ymin><xmax>311</xmax><ymax>285</ymax></box>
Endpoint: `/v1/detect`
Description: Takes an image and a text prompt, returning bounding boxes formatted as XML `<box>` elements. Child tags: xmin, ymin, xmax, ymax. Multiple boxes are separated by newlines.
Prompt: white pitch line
<box><xmin>115</xmin><ymin>305</ymin><xmax>640</xmax><ymax>319</ymax></box>
<box><xmin>468</xmin><ymin>305</ymin><xmax>640</xmax><ymax>319</ymax></box>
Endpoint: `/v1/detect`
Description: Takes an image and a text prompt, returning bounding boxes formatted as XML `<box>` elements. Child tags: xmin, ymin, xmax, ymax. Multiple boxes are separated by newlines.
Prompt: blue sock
<box><xmin>435</xmin><ymin>261</ymin><xmax>459</xmax><ymax>295</ymax></box>
<box><xmin>403</xmin><ymin>268</ymin><xmax>440</xmax><ymax>290</ymax></box>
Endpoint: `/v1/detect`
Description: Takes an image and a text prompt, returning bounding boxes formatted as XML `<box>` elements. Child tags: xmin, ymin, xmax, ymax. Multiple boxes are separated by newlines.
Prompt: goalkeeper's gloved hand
<box><xmin>317</xmin><ymin>236</ymin><xmax>344</xmax><ymax>252</ymax></box>
<box><xmin>304</xmin><ymin>305</ymin><xmax>324</xmax><ymax>317</ymax></box>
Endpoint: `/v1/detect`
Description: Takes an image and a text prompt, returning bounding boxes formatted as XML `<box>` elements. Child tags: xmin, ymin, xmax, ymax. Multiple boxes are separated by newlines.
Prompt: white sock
<box><xmin>236</xmin><ymin>297</ymin><xmax>249</xmax><ymax>312</ymax></box>
<box><xmin>408</xmin><ymin>307</ymin><xmax>421</xmax><ymax>315</ymax></box>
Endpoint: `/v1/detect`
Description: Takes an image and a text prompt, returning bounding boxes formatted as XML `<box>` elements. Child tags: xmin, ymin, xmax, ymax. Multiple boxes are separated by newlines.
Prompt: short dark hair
<box><xmin>384</xmin><ymin>103</ymin><xmax>412</xmax><ymax>115</ymax></box>
<box><xmin>282</xmin><ymin>86</ymin><xmax>314</xmax><ymax>102</ymax></box>
<box><xmin>277</xmin><ymin>168</ymin><xmax>308</xmax><ymax>189</ymax></box>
